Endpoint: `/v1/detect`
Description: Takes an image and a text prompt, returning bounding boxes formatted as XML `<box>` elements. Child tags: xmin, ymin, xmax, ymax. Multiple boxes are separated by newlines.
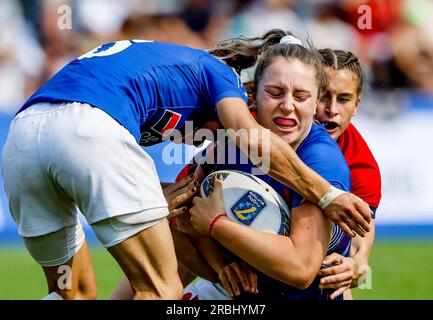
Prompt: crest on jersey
<box><xmin>151</xmin><ymin>110</ymin><xmax>182</xmax><ymax>137</ymax></box>
<box><xmin>230</xmin><ymin>191</ymin><xmax>266</xmax><ymax>226</ymax></box>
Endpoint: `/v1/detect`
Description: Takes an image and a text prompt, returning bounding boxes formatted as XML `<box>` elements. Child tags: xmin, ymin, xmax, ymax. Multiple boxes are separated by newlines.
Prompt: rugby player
<box><xmin>315</xmin><ymin>49</ymin><xmax>382</xmax><ymax>299</ymax></box>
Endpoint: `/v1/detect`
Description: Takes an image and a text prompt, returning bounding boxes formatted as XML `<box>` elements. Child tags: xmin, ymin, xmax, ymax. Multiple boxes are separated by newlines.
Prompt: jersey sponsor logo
<box><xmin>139</xmin><ymin>131</ymin><xmax>161</xmax><ymax>145</ymax></box>
<box><xmin>151</xmin><ymin>110</ymin><xmax>182</xmax><ymax>137</ymax></box>
<box><xmin>230</xmin><ymin>191</ymin><xmax>266</xmax><ymax>226</ymax></box>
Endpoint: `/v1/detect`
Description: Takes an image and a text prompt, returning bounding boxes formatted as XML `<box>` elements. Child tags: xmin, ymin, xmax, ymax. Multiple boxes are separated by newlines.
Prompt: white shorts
<box><xmin>1</xmin><ymin>101</ymin><xmax>168</xmax><ymax>238</ymax></box>
<box><xmin>183</xmin><ymin>278</ymin><xmax>232</xmax><ymax>300</ymax></box>
<box><xmin>22</xmin><ymin>211</ymin><xmax>165</xmax><ymax>267</ymax></box>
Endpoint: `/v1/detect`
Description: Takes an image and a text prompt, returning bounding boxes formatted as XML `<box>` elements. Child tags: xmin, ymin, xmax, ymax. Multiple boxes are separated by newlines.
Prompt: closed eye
<box><xmin>294</xmin><ymin>95</ymin><xmax>309</xmax><ymax>102</ymax></box>
<box><xmin>266</xmin><ymin>90</ymin><xmax>283</xmax><ymax>98</ymax></box>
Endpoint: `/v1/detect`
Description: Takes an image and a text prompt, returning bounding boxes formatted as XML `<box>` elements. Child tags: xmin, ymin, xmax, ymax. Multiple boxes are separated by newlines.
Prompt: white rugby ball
<box><xmin>200</xmin><ymin>170</ymin><xmax>290</xmax><ymax>235</ymax></box>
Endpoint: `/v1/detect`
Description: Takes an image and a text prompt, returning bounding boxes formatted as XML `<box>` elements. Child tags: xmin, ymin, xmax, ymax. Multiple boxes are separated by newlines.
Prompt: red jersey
<box><xmin>338</xmin><ymin>123</ymin><xmax>382</xmax><ymax>213</ymax></box>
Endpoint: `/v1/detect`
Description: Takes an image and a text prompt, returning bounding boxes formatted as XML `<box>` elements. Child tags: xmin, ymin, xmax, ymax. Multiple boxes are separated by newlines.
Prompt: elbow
<box><xmin>292</xmin><ymin>270</ymin><xmax>316</xmax><ymax>290</ymax></box>
<box><xmin>275</xmin><ymin>264</ymin><xmax>317</xmax><ymax>290</ymax></box>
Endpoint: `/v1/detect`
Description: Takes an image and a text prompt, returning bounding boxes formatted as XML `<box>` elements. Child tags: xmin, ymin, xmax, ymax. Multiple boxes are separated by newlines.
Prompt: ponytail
<box><xmin>208</xmin><ymin>29</ymin><xmax>289</xmax><ymax>74</ymax></box>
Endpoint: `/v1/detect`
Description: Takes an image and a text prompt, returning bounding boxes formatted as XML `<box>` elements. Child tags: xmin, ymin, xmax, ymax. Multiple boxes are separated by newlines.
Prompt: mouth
<box><xmin>273</xmin><ymin>117</ymin><xmax>297</xmax><ymax>130</ymax></box>
<box><xmin>322</xmin><ymin>121</ymin><xmax>339</xmax><ymax>133</ymax></box>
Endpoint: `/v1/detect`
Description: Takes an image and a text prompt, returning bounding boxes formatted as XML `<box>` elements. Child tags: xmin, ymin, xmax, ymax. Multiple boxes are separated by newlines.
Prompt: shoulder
<box><xmin>338</xmin><ymin>123</ymin><xmax>380</xmax><ymax>171</ymax></box>
<box><xmin>199</xmin><ymin>53</ymin><xmax>248</xmax><ymax>105</ymax></box>
<box><xmin>338</xmin><ymin>123</ymin><xmax>382</xmax><ymax>209</ymax></box>
<box><xmin>298</xmin><ymin>124</ymin><xmax>350</xmax><ymax>189</ymax></box>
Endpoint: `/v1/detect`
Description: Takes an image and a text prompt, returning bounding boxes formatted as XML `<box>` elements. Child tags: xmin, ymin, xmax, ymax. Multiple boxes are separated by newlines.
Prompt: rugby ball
<box><xmin>200</xmin><ymin>170</ymin><xmax>290</xmax><ymax>235</ymax></box>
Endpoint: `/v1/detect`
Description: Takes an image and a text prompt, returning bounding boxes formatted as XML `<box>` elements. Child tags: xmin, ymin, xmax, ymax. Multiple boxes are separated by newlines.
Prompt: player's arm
<box><xmin>190</xmin><ymin>177</ymin><xmax>332</xmax><ymax>289</ymax></box>
<box><xmin>183</xmin><ymin>227</ymin><xmax>258</xmax><ymax>296</ymax></box>
<box><xmin>318</xmin><ymin>218</ymin><xmax>375</xmax><ymax>299</ymax></box>
<box><xmin>349</xmin><ymin>217</ymin><xmax>375</xmax><ymax>287</ymax></box>
<box><xmin>216</xmin><ymin>98</ymin><xmax>372</xmax><ymax>237</ymax></box>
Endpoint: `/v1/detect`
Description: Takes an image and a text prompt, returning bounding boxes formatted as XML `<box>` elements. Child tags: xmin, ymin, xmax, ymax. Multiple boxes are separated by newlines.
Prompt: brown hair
<box><xmin>318</xmin><ymin>49</ymin><xmax>364</xmax><ymax>97</ymax></box>
<box><xmin>208</xmin><ymin>29</ymin><xmax>328</xmax><ymax>101</ymax></box>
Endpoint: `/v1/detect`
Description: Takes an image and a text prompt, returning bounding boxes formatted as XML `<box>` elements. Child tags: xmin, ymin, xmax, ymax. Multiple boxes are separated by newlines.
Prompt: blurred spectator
<box><xmin>391</xmin><ymin>0</ymin><xmax>433</xmax><ymax>93</ymax></box>
<box><xmin>120</xmin><ymin>14</ymin><xmax>206</xmax><ymax>48</ymax></box>
<box><xmin>225</xmin><ymin>0</ymin><xmax>305</xmax><ymax>40</ymax></box>
<box><xmin>0</xmin><ymin>0</ymin><xmax>432</xmax><ymax>114</ymax></box>
<box><xmin>180</xmin><ymin>0</ymin><xmax>232</xmax><ymax>46</ymax></box>
<box><xmin>305</xmin><ymin>1</ymin><xmax>361</xmax><ymax>52</ymax></box>
<box><xmin>39</xmin><ymin>0</ymin><xmax>79</xmax><ymax>80</ymax></box>
<box><xmin>0</xmin><ymin>0</ymin><xmax>44</xmax><ymax>113</ymax></box>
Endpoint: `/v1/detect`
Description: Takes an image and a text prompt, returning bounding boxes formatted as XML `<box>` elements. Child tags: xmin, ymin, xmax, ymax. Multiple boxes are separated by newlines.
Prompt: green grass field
<box><xmin>0</xmin><ymin>242</ymin><xmax>432</xmax><ymax>300</ymax></box>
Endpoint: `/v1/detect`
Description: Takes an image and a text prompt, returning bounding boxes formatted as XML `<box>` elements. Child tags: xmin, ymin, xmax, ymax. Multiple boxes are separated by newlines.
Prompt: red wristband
<box><xmin>208</xmin><ymin>212</ymin><xmax>227</xmax><ymax>237</ymax></box>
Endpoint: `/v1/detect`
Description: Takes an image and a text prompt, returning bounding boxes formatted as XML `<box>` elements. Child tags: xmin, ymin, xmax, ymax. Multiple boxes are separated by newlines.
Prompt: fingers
<box><xmin>330</xmin><ymin>286</ymin><xmax>350</xmax><ymax>300</ymax></box>
<box><xmin>191</xmin><ymin>196</ymin><xmax>201</xmax><ymax>206</ymax></box>
<box><xmin>211</xmin><ymin>174</ymin><xmax>225</xmax><ymax>197</ymax></box>
<box><xmin>241</xmin><ymin>262</ymin><xmax>259</xmax><ymax>294</ymax></box>
<box><xmin>354</xmin><ymin>200</ymin><xmax>372</xmax><ymax>231</ymax></box>
<box><xmin>319</xmin><ymin>263</ymin><xmax>350</xmax><ymax>277</ymax></box>
<box><xmin>322</xmin><ymin>253</ymin><xmax>342</xmax><ymax>266</ymax></box>
<box><xmin>230</xmin><ymin>263</ymin><xmax>250</xmax><ymax>293</ymax></box>
<box><xmin>170</xmin><ymin>182</ymin><xmax>200</xmax><ymax>209</ymax></box>
<box><xmin>320</xmin><ymin>269</ymin><xmax>353</xmax><ymax>286</ymax></box>
<box><xmin>219</xmin><ymin>272</ymin><xmax>235</xmax><ymax>297</ymax></box>
<box><xmin>337</xmin><ymin>219</ymin><xmax>356</xmax><ymax>238</ymax></box>
<box><xmin>164</xmin><ymin>174</ymin><xmax>194</xmax><ymax>195</ymax></box>
<box><xmin>225</xmin><ymin>268</ymin><xmax>241</xmax><ymax>296</ymax></box>
<box><xmin>168</xmin><ymin>206</ymin><xmax>188</xmax><ymax>219</ymax></box>
<box><xmin>219</xmin><ymin>262</ymin><xmax>259</xmax><ymax>297</ymax></box>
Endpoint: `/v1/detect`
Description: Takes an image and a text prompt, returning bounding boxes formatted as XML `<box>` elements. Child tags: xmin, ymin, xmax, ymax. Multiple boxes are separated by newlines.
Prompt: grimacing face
<box><xmin>255</xmin><ymin>57</ymin><xmax>319</xmax><ymax>149</ymax></box>
<box><xmin>315</xmin><ymin>67</ymin><xmax>361</xmax><ymax>140</ymax></box>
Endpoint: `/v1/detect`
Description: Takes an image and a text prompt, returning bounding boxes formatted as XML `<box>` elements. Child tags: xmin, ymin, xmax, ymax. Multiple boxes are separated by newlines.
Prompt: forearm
<box><xmin>188</xmin><ymin>232</ymin><xmax>233</xmax><ymax>276</ymax></box>
<box><xmin>211</xmin><ymin>218</ymin><xmax>319</xmax><ymax>288</ymax></box>
<box><xmin>350</xmin><ymin>220</ymin><xmax>375</xmax><ymax>262</ymax></box>
<box><xmin>265</xmin><ymin>131</ymin><xmax>331</xmax><ymax>203</ymax></box>
<box><xmin>349</xmin><ymin>220</ymin><xmax>375</xmax><ymax>286</ymax></box>
<box><xmin>171</xmin><ymin>228</ymin><xmax>218</xmax><ymax>283</ymax></box>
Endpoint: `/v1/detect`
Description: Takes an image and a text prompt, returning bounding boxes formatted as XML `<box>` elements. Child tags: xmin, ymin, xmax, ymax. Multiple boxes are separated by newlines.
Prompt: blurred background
<box><xmin>0</xmin><ymin>0</ymin><xmax>432</xmax><ymax>299</ymax></box>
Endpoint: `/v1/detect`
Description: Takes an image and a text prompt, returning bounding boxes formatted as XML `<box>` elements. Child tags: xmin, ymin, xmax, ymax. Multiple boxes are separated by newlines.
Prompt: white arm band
<box><xmin>318</xmin><ymin>186</ymin><xmax>346</xmax><ymax>210</ymax></box>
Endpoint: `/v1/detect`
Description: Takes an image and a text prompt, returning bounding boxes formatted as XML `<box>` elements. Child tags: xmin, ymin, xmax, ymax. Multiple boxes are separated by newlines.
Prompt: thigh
<box><xmin>2</xmin><ymin>111</ymin><xmax>78</xmax><ymax>237</ymax></box>
<box><xmin>42</xmin><ymin>104</ymin><xmax>168</xmax><ymax>224</ymax></box>
<box><xmin>107</xmin><ymin>219</ymin><xmax>182</xmax><ymax>299</ymax></box>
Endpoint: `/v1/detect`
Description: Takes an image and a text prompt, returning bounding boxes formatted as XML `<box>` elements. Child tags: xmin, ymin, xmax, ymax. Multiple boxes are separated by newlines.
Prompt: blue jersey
<box><xmin>201</xmin><ymin>124</ymin><xmax>351</xmax><ymax>300</ymax></box>
<box><xmin>18</xmin><ymin>40</ymin><xmax>248</xmax><ymax>146</ymax></box>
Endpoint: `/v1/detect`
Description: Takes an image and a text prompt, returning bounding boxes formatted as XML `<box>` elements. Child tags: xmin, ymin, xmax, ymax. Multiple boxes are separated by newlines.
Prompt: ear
<box><xmin>352</xmin><ymin>96</ymin><xmax>361</xmax><ymax>116</ymax></box>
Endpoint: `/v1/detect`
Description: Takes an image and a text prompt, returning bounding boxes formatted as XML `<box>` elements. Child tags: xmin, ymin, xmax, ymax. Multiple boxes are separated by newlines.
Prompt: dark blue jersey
<box><xmin>201</xmin><ymin>124</ymin><xmax>351</xmax><ymax>300</ymax></box>
<box><xmin>18</xmin><ymin>40</ymin><xmax>248</xmax><ymax>146</ymax></box>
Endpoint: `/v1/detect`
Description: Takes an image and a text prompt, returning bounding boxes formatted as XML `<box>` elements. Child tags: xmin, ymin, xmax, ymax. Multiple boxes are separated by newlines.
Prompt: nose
<box><xmin>327</xmin><ymin>97</ymin><xmax>339</xmax><ymax>117</ymax></box>
<box><xmin>280</xmin><ymin>95</ymin><xmax>295</xmax><ymax>114</ymax></box>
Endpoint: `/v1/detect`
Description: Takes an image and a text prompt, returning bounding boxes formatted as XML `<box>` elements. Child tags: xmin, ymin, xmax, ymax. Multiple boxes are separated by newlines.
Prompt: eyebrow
<box><xmin>338</xmin><ymin>92</ymin><xmax>354</xmax><ymax>98</ymax></box>
<box><xmin>265</xmin><ymin>85</ymin><xmax>312</xmax><ymax>94</ymax></box>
